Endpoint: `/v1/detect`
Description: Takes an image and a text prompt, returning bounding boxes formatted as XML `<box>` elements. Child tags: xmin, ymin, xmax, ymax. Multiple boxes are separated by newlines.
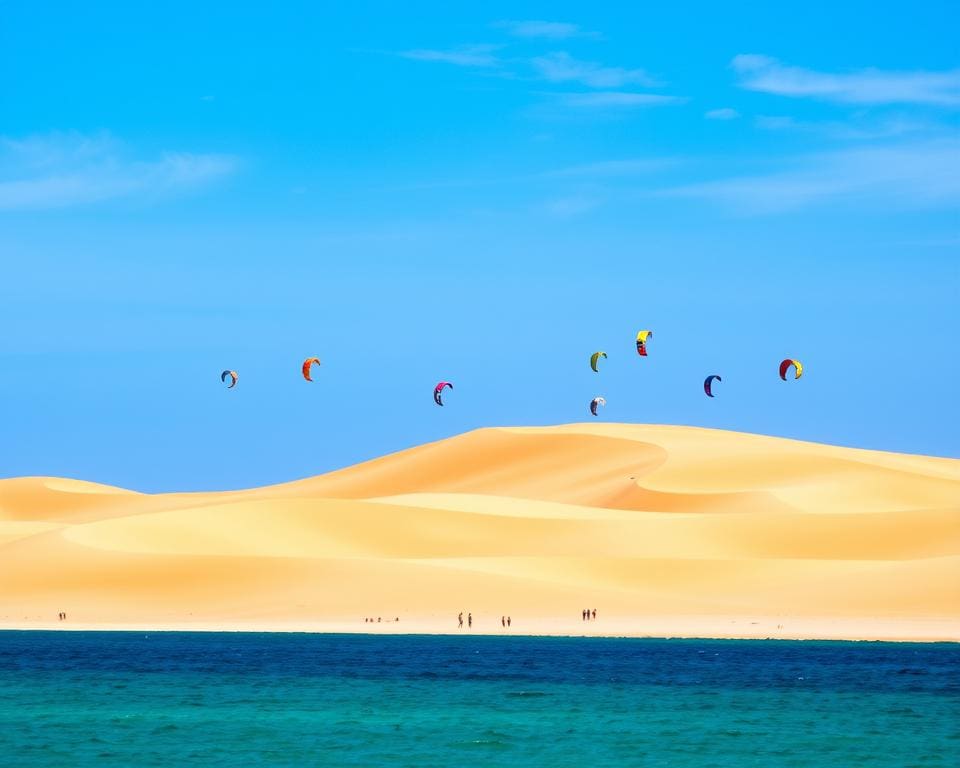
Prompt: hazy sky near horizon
<box><xmin>1</xmin><ymin>2</ymin><xmax>958</xmax><ymax>491</ymax></box>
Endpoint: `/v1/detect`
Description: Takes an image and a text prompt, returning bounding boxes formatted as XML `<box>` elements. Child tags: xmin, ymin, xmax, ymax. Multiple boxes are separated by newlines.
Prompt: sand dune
<box><xmin>1</xmin><ymin>424</ymin><xmax>958</xmax><ymax>640</ymax></box>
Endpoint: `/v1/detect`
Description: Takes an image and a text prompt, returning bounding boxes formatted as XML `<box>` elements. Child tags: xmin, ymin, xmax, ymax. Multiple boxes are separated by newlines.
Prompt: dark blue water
<box><xmin>1</xmin><ymin>632</ymin><xmax>957</xmax><ymax>766</ymax></box>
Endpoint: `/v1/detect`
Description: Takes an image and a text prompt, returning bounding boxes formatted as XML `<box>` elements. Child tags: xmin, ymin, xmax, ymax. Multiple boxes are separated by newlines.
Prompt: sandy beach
<box><xmin>2</xmin><ymin>424</ymin><xmax>958</xmax><ymax>641</ymax></box>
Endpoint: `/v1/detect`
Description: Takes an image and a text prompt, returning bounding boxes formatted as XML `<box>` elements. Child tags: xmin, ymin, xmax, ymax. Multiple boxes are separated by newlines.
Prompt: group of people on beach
<box><xmin>351</xmin><ymin>610</ymin><xmax>606</xmax><ymax>630</ymax></box>
<box><xmin>57</xmin><ymin>612</ymin><xmax>67</xmax><ymax>621</ymax></box>
<box><xmin>454</xmin><ymin>612</ymin><xmax>513</xmax><ymax>629</ymax></box>
<box><xmin>357</xmin><ymin>611</ymin><xmax>599</xmax><ymax>629</ymax></box>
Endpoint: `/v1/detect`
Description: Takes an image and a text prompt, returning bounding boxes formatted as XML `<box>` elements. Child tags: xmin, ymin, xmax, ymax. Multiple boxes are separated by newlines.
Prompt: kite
<box><xmin>703</xmin><ymin>374</ymin><xmax>721</xmax><ymax>398</ymax></box>
<box><xmin>779</xmin><ymin>359</ymin><xmax>803</xmax><ymax>381</ymax></box>
<box><xmin>590</xmin><ymin>351</ymin><xmax>607</xmax><ymax>372</ymax></box>
<box><xmin>590</xmin><ymin>396</ymin><xmax>606</xmax><ymax>416</ymax></box>
<box><xmin>636</xmin><ymin>330</ymin><xmax>653</xmax><ymax>357</ymax></box>
<box><xmin>302</xmin><ymin>357</ymin><xmax>321</xmax><ymax>382</ymax></box>
<box><xmin>434</xmin><ymin>381</ymin><xmax>453</xmax><ymax>406</ymax></box>
<box><xmin>220</xmin><ymin>370</ymin><xmax>238</xmax><ymax>389</ymax></box>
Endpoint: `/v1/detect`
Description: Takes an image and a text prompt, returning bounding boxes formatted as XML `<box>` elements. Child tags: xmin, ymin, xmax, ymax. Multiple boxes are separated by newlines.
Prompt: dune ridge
<box><xmin>1</xmin><ymin>424</ymin><xmax>958</xmax><ymax>640</ymax></box>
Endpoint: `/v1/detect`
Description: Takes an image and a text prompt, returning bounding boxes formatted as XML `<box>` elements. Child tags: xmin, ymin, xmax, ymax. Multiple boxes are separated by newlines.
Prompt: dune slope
<box><xmin>1</xmin><ymin>424</ymin><xmax>958</xmax><ymax>640</ymax></box>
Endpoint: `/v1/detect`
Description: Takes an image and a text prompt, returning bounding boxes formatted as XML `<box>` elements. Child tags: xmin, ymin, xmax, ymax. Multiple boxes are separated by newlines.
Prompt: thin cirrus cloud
<box><xmin>398</xmin><ymin>35</ymin><xmax>680</xmax><ymax>110</ymax></box>
<box><xmin>755</xmin><ymin>114</ymin><xmax>937</xmax><ymax>140</ymax></box>
<box><xmin>0</xmin><ymin>132</ymin><xmax>237</xmax><ymax>211</ymax></box>
<box><xmin>705</xmin><ymin>108</ymin><xmax>740</xmax><ymax>120</ymax></box>
<box><xmin>558</xmin><ymin>91</ymin><xmax>683</xmax><ymax>108</ymax></box>
<box><xmin>393</xmin><ymin>157</ymin><xmax>676</xmax><ymax>193</ymax></box>
<box><xmin>662</xmin><ymin>139</ymin><xmax>960</xmax><ymax>214</ymax></box>
<box><xmin>733</xmin><ymin>55</ymin><xmax>960</xmax><ymax>106</ymax></box>
<box><xmin>494</xmin><ymin>20</ymin><xmax>599</xmax><ymax>40</ymax></box>
<box><xmin>532</xmin><ymin>52</ymin><xmax>659</xmax><ymax>88</ymax></box>
<box><xmin>544</xmin><ymin>157</ymin><xmax>680</xmax><ymax>178</ymax></box>
<box><xmin>541</xmin><ymin>194</ymin><xmax>601</xmax><ymax>216</ymax></box>
<box><xmin>399</xmin><ymin>45</ymin><xmax>501</xmax><ymax>68</ymax></box>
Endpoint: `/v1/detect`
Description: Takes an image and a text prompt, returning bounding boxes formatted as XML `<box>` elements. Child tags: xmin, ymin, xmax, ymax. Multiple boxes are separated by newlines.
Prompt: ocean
<box><xmin>1</xmin><ymin>632</ymin><xmax>957</xmax><ymax>766</ymax></box>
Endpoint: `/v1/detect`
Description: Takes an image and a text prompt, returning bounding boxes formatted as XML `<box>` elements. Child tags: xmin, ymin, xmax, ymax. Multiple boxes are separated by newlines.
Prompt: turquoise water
<box><xmin>1</xmin><ymin>632</ymin><xmax>957</xmax><ymax>766</ymax></box>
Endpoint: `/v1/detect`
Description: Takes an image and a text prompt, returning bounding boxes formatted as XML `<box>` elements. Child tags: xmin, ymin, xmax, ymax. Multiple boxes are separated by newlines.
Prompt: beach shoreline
<box><xmin>3</xmin><ymin>616</ymin><xmax>958</xmax><ymax>643</ymax></box>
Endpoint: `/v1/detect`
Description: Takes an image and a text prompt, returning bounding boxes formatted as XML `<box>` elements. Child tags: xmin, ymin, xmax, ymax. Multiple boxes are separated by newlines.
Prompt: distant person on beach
<box><xmin>582</xmin><ymin>609</ymin><xmax>586</xmax><ymax>621</ymax></box>
<box><xmin>459</xmin><ymin>612</ymin><xmax>463</xmax><ymax>628</ymax></box>
<box><xmin>507</xmin><ymin>617</ymin><xmax>511</xmax><ymax>628</ymax></box>
<box><xmin>468</xmin><ymin>613</ymin><xmax>472</xmax><ymax>628</ymax></box>
<box><xmin>501</xmin><ymin>616</ymin><xmax>505</xmax><ymax>627</ymax></box>
<box><xmin>592</xmin><ymin>609</ymin><xmax>596</xmax><ymax>620</ymax></box>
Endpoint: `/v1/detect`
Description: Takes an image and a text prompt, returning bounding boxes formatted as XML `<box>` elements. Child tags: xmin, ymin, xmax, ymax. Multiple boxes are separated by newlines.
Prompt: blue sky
<box><xmin>1</xmin><ymin>1</ymin><xmax>958</xmax><ymax>491</ymax></box>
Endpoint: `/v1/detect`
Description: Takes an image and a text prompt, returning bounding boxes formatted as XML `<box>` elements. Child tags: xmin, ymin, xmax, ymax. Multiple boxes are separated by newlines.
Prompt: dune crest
<box><xmin>1</xmin><ymin>425</ymin><xmax>958</xmax><ymax>640</ymax></box>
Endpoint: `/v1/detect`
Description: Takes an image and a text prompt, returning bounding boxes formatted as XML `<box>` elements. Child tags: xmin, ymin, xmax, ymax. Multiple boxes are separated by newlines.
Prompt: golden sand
<box><xmin>1</xmin><ymin>424</ymin><xmax>957</xmax><ymax>640</ymax></box>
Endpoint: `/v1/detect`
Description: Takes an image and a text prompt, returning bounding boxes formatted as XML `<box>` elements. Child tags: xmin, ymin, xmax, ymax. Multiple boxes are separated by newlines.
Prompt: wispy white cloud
<box><xmin>545</xmin><ymin>158</ymin><xmax>680</xmax><ymax>177</ymax></box>
<box><xmin>663</xmin><ymin>139</ymin><xmax>960</xmax><ymax>214</ymax></box>
<box><xmin>705</xmin><ymin>107</ymin><xmax>740</xmax><ymax>120</ymax></box>
<box><xmin>494</xmin><ymin>20</ymin><xmax>599</xmax><ymax>40</ymax></box>
<box><xmin>558</xmin><ymin>91</ymin><xmax>683</xmax><ymax>108</ymax></box>
<box><xmin>541</xmin><ymin>194</ymin><xmax>600</xmax><ymax>216</ymax></box>
<box><xmin>0</xmin><ymin>132</ymin><xmax>237</xmax><ymax>211</ymax></box>
<box><xmin>397</xmin><ymin>43</ymin><xmax>682</xmax><ymax>111</ymax></box>
<box><xmin>393</xmin><ymin>156</ymin><xmax>677</xmax><ymax>193</ymax></box>
<box><xmin>733</xmin><ymin>55</ymin><xmax>960</xmax><ymax>106</ymax></box>
<box><xmin>532</xmin><ymin>52</ymin><xmax>659</xmax><ymax>88</ymax></box>
<box><xmin>400</xmin><ymin>45</ymin><xmax>501</xmax><ymax>68</ymax></box>
<box><xmin>754</xmin><ymin>115</ymin><xmax>797</xmax><ymax>131</ymax></box>
<box><xmin>755</xmin><ymin>114</ymin><xmax>937</xmax><ymax>140</ymax></box>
